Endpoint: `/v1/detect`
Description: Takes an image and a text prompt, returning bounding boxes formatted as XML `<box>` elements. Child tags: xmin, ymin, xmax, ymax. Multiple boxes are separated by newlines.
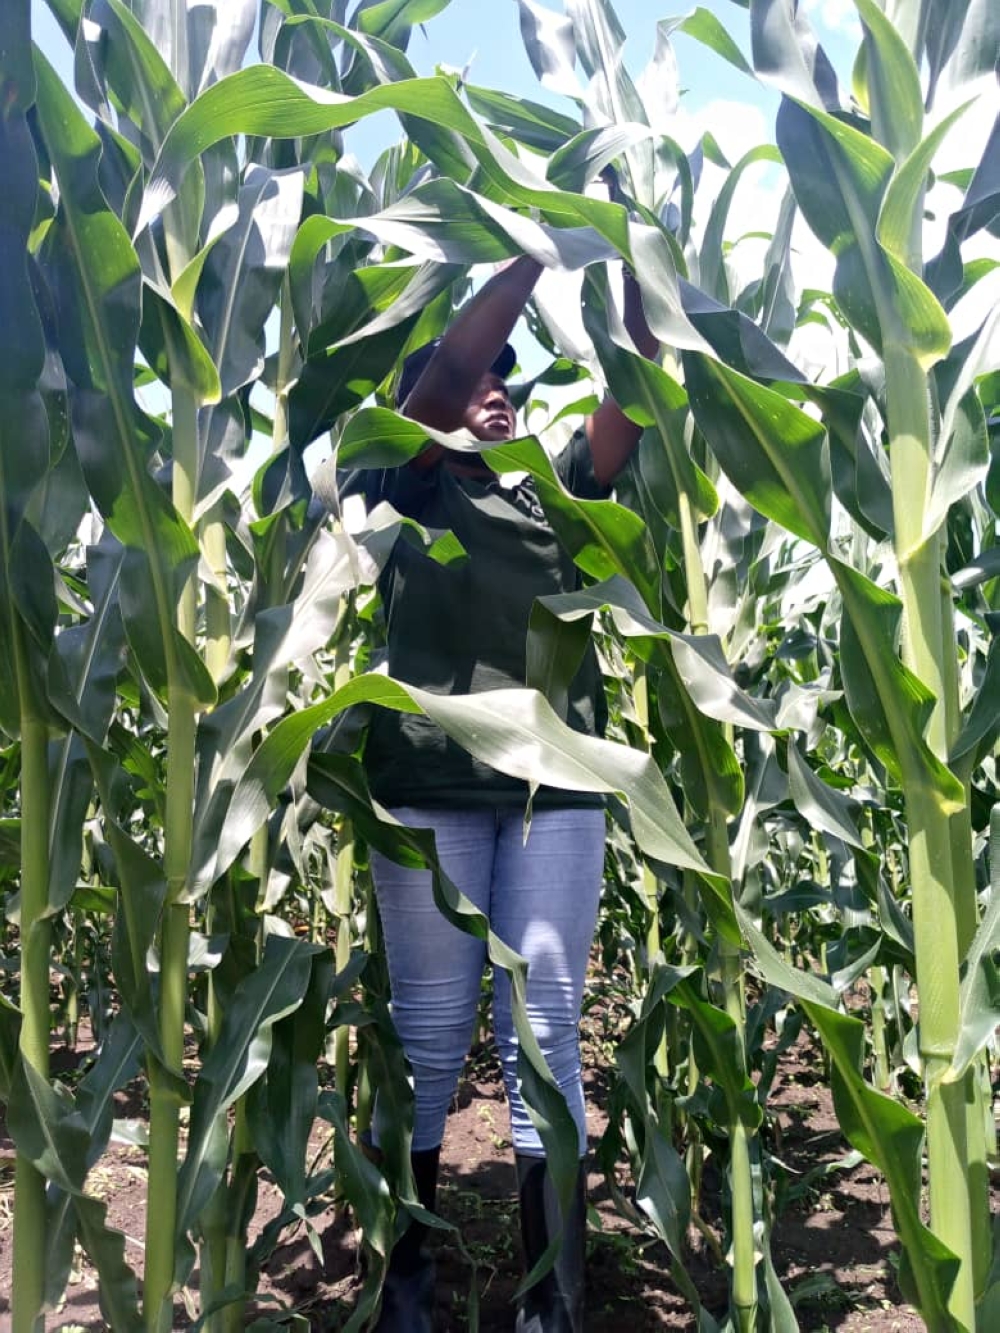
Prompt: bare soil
<box><xmin>0</xmin><ymin>1014</ymin><xmax>929</xmax><ymax>1332</ymax></box>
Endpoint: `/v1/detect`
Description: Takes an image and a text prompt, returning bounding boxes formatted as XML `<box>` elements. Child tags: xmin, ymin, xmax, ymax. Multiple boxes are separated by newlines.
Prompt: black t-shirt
<box><xmin>345</xmin><ymin>428</ymin><xmax>609</xmax><ymax>809</ymax></box>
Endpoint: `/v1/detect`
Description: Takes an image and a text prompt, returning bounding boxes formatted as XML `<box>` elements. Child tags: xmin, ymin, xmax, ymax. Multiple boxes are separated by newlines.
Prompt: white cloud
<box><xmin>803</xmin><ymin>0</ymin><xmax>863</xmax><ymax>42</ymax></box>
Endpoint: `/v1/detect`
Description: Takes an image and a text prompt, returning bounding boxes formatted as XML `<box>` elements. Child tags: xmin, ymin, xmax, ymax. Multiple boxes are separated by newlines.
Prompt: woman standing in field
<box><xmin>346</xmin><ymin>249</ymin><xmax>657</xmax><ymax>1332</ymax></box>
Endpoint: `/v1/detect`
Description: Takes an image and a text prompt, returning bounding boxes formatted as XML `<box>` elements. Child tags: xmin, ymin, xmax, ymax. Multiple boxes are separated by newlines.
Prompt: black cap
<box><xmin>395</xmin><ymin>339</ymin><xmax>517</xmax><ymax>408</ymax></box>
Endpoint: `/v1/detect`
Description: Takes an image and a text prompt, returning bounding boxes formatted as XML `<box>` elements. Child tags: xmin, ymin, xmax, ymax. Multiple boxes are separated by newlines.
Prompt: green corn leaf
<box><xmin>198</xmin><ymin>164</ymin><xmax>305</xmax><ymax>398</ymax></box>
<box><xmin>321</xmin><ymin>1088</ymin><xmax>392</xmax><ymax>1253</ymax></box>
<box><xmin>926</xmin><ymin>116</ymin><xmax>1000</xmax><ymax>307</ymax></box>
<box><xmin>0</xmin><ymin>526</ymin><xmax>59</xmax><ymax>736</ymax></box>
<box><xmin>920</xmin><ymin>0</ymin><xmax>1000</xmax><ymax>102</ymax></box>
<box><xmin>735</xmin><ymin>889</ymin><xmax>963</xmax><ymax>1323</ymax></box>
<box><xmin>809</xmin><ymin>371</ymin><xmax>893</xmax><ymax>540</ymax></box>
<box><xmin>338</xmin><ymin>418</ymin><xmax>647</xmax><ymax>607</ymax></box>
<box><xmin>855</xmin><ymin>0</ymin><xmax>924</xmax><ymax>161</ymax></box>
<box><xmin>668</xmin><ymin>8</ymin><xmax>752</xmax><ymax>77</ymax></box>
<box><xmin>189</xmin><ymin>160</ymin><xmax>305</xmax><ymax>509</ymax></box>
<box><xmin>515</xmin><ymin>0</ymin><xmax>581</xmax><ymax>100</ymax></box>
<box><xmin>579</xmin><ymin>268</ymin><xmax>717</xmax><ymax>518</ymax></box>
<box><xmin>8</xmin><ymin>1057</ymin><xmax>91</xmax><ymax>1192</ymax></box>
<box><xmin>755</xmin><ymin>186</ymin><xmax>798</xmax><ymax>347</ymax></box>
<box><xmin>0</xmin><ymin>40</ymin><xmax>53</xmax><ymax>733</ymax></box>
<box><xmin>524</xmin><ymin>545</ymin><xmax>746</xmax><ymax>809</ymax></box>
<box><xmin>776</xmin><ymin>95</ymin><xmax>890</xmax><ymax>241</ymax></box>
<box><xmin>45</xmin><ymin>1013</ymin><xmax>144</xmax><ymax>1309</ymax></box>
<box><xmin>265</xmin><ymin>4</ymin><xmax>347</xmax><ymax>91</ymax></box>
<box><xmin>90</xmin><ymin>0</ymin><xmax>188</xmax><ymax>157</ymax></box>
<box><xmin>618</xmin><ymin>964</ymin><xmax>693</xmax><ymax>1105</ymax></box>
<box><xmin>625</xmin><ymin>420</ymin><xmax>718</xmax><ymax>538</ymax></box>
<box><xmin>343</xmin><ymin>176</ymin><xmax>620</xmax><ymax>270</ymax></box>
<box><xmin>627</xmin><ymin>223</ymin><xmax>711</xmax><ymax>354</ymax></box>
<box><xmin>538</xmin><ymin>576</ymin><xmax>776</xmax><ymax>732</ymax></box>
<box><xmin>778</xmin><ymin>96</ymin><xmax>953</xmax><ymax>367</ymax></box>
<box><xmin>317</xmin><ymin>260</ymin><xmax>463</xmax><ymax>354</ymax></box>
<box><xmin>138</xmin><ymin>281</ymin><xmax>222</xmax><ymax>404</ymax></box>
<box><xmin>189</xmin><ymin>0</ymin><xmax>258</xmax><ymax>88</ymax></box>
<box><xmin>634</xmin><ymin>15</ymin><xmax>681</xmax><ymax>130</ymax></box>
<box><xmin>3</xmin><ymin>0</ymin><xmax>33</xmax><ymax>123</ymax></box>
<box><xmin>465</xmin><ymin>83</ymin><xmax>581</xmax><ymax>153</ymax></box>
<box><xmin>338</xmin><ymin>678</ymin><xmax>733</xmax><ymax>937</ymax></box>
<box><xmin>878</xmin><ymin>103</ymin><xmax>973</xmax><ymax>260</ymax></box>
<box><xmin>189</xmin><ymin>525</ymin><xmax>363</xmax><ymax>893</ymax></box>
<box><xmin>0</xmin><ymin>100</ymin><xmax>44</xmax><ymax>394</ymax></box>
<box><xmin>7</xmin><ymin>520</ymin><xmax>57</xmax><ymax>661</ymax></box>
<box><xmin>246</xmin><ymin>948</ymin><xmax>333</xmax><ymax>1206</ymax></box>
<box><xmin>922</xmin><ymin>297</ymin><xmax>998</xmax><ymax>548</ymax></box>
<box><xmin>43</xmin><ymin>735</ymin><xmax>94</xmax><ymax>917</ymax></box>
<box><xmin>0</xmin><ymin>820</ymin><xmax>19</xmax><ymax>877</ymax></box>
<box><xmin>222</xmin><ymin>672</ymin><xmax>723</xmax><ymax>905</ymax></box>
<box><xmin>73</xmin><ymin>1194</ymin><xmax>143</xmax><ymax>1333</ymax></box>
<box><xmin>763</xmin><ymin>1243</ymin><xmax>801</xmax><ymax>1333</ymax></box>
<box><xmin>945</xmin><ymin>814</ymin><xmax>1000</xmax><ymax>1083</ymax></box>
<box><xmin>291</xmin><ymin>225</ymin><xmax>456</xmax><ymax>358</ymax></box>
<box><xmin>950</xmin><ymin>638</ymin><xmax>1000</xmax><ymax>769</ymax></box>
<box><xmin>546</xmin><ymin>123</ymin><xmax>654</xmax><ymax>194</ymax></box>
<box><xmin>673</xmin><ymin>979</ymin><xmax>761</xmax><ymax>1130</ymax></box>
<box><xmin>678</xmin><ymin>279</ymin><xmax>805</xmax><ymax>381</ymax></box>
<box><xmin>683</xmin><ymin>354</ymin><xmax>832</xmax><ymax>549</ymax></box>
<box><xmin>799</xmin><ymin>1002</ymin><xmax>961</xmax><ymax>1328</ymax></box>
<box><xmin>736</xmin><ymin>905</ymin><xmax>839</xmax><ymax>1008</ymax></box>
<box><xmin>655</xmin><ymin>657</ymin><xmax>745</xmax><ymax>821</ymax></box>
<box><xmin>565</xmin><ymin>0</ymin><xmax>654</xmax><ymax>201</ymax></box>
<box><xmin>488</xmin><ymin>433</ymin><xmax>664</xmax><ymax>613</ymax></box>
<box><xmin>289</xmin><ymin>318</ymin><xmax>421</xmax><ymax>449</ymax></box>
<box><xmin>514</xmin><ymin>1043</ymin><xmax>584</xmax><ymax>1267</ymax></box>
<box><xmin>352</xmin><ymin>0</ymin><xmax>451</xmax><ymax>45</ymax></box>
<box><xmin>0</xmin><ymin>994</ymin><xmax>20</xmax><ymax>1102</ymax></box>
<box><xmin>177</xmin><ymin>934</ymin><xmax>321</xmax><ymax>1233</ymax></box>
<box><xmin>136</xmin><ymin>70</ymin><xmax>510</xmax><ymax>233</ymax></box>
<box><xmin>698</xmin><ymin>144</ymin><xmax>783</xmax><ymax>306</ymax></box>
<box><xmin>832</xmin><ymin>560</ymin><xmax>965</xmax><ymax>813</ymax></box>
<box><xmin>786</xmin><ymin>741</ymin><xmax>865</xmax><ymax>850</ymax></box>
<box><xmin>33</xmin><ymin>53</ymin><xmax>216</xmax><ymax>708</ymax></box>
<box><xmin>11</xmin><ymin>1047</ymin><xmax>143</xmax><ymax>1331</ymax></box>
<box><xmin>24</xmin><ymin>374</ymin><xmax>79</xmax><ymax>547</ymax></box>
<box><xmin>40</xmin><ymin>0</ymin><xmax>83</xmax><ymax>44</ymax></box>
<box><xmin>526</xmin><ymin>600</ymin><xmax>595</xmax><ymax>723</ymax></box>
<box><xmin>613</xmin><ymin>963</ymin><xmax>716</xmax><ymax>1321</ymax></box>
<box><xmin>116</xmin><ymin>543</ymin><xmax>215</xmax><ymax>706</ymax></box>
<box><xmin>634</xmin><ymin>1124</ymin><xmax>691</xmax><ymax>1258</ymax></box>
<box><xmin>84</xmin><ymin>742</ymin><xmax>175</xmax><ymax>1071</ymax></box>
<box><xmin>749</xmin><ymin>0</ymin><xmax>840</xmax><ymax>111</ymax></box>
<box><xmin>524</xmin><ymin>580</ymin><xmax>749</xmax><ymax>817</ymax></box>
<box><xmin>925</xmin><ymin>383</ymin><xmax>991</xmax><ymax>549</ymax></box>
<box><xmin>288</xmin><ymin>216</ymin><xmax>364</xmax><ymax>352</ymax></box>
<box><xmin>137</xmin><ymin>64</ymin><xmax>634</xmax><ymax>259</ymax></box>
<box><xmin>80</xmin><ymin>1</ymin><xmax>206</xmax><ymax>261</ymax></box>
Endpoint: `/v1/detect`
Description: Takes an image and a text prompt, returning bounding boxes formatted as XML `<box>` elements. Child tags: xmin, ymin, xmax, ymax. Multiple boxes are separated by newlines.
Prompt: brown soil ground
<box><xmin>0</xmin><ymin>1014</ymin><xmax>932</xmax><ymax>1332</ymax></box>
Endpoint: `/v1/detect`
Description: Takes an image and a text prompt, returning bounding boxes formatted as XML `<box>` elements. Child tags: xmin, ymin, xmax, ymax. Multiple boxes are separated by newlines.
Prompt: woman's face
<box><xmin>462</xmin><ymin>372</ymin><xmax>516</xmax><ymax>442</ymax></box>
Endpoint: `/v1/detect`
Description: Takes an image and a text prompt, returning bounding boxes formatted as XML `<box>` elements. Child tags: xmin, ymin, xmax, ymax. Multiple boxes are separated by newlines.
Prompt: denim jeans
<box><xmin>370</xmin><ymin>805</ymin><xmax>605</xmax><ymax>1158</ymax></box>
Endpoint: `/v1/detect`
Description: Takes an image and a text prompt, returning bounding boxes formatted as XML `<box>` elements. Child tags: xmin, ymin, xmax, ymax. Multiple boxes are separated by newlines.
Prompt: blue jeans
<box><xmin>370</xmin><ymin>806</ymin><xmax>605</xmax><ymax>1158</ymax></box>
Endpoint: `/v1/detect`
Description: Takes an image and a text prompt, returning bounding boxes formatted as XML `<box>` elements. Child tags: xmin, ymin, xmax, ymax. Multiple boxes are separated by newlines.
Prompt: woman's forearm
<box><xmin>402</xmin><ymin>256</ymin><xmax>543</xmax><ymax>430</ymax></box>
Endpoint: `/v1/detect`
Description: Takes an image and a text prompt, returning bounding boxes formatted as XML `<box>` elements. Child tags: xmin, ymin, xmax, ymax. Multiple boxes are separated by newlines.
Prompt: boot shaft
<box><xmin>515</xmin><ymin>1154</ymin><xmax>587</xmax><ymax>1333</ymax></box>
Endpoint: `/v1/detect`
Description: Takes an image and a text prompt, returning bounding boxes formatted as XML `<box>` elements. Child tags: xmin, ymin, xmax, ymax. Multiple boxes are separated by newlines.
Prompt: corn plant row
<box><xmin>0</xmin><ymin>2</ymin><xmax>996</xmax><ymax>1331</ymax></box>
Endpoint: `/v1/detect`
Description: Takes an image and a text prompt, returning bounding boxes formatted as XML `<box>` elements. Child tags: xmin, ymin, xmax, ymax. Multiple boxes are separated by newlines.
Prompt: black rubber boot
<box><xmin>514</xmin><ymin>1154</ymin><xmax>587</xmax><ymax>1332</ymax></box>
<box><xmin>372</xmin><ymin>1145</ymin><xmax>440</xmax><ymax>1333</ymax></box>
